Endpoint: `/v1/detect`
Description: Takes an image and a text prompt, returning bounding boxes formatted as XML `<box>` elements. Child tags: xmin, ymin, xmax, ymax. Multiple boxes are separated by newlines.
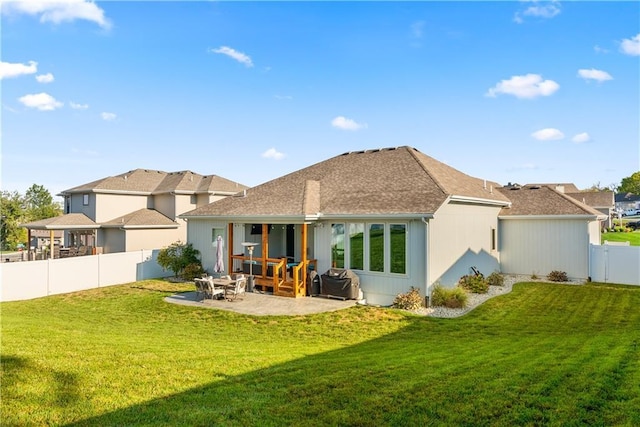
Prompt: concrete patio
<box><xmin>165</xmin><ymin>290</ymin><xmax>358</xmax><ymax>316</ymax></box>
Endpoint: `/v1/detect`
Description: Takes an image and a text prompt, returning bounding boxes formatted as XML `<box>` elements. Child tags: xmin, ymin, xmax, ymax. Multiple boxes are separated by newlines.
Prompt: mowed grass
<box><xmin>602</xmin><ymin>230</ymin><xmax>640</xmax><ymax>246</ymax></box>
<box><xmin>2</xmin><ymin>280</ymin><xmax>640</xmax><ymax>426</ymax></box>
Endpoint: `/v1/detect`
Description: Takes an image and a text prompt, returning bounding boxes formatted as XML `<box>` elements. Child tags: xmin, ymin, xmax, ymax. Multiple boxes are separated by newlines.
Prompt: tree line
<box><xmin>1</xmin><ymin>184</ymin><xmax>62</xmax><ymax>251</ymax></box>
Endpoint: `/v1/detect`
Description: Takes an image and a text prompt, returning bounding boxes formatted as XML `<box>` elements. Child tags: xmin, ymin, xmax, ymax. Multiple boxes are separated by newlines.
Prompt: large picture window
<box><xmin>369</xmin><ymin>223</ymin><xmax>385</xmax><ymax>272</ymax></box>
<box><xmin>349</xmin><ymin>223</ymin><xmax>364</xmax><ymax>270</ymax></box>
<box><xmin>331</xmin><ymin>223</ymin><xmax>345</xmax><ymax>268</ymax></box>
<box><xmin>390</xmin><ymin>224</ymin><xmax>406</xmax><ymax>274</ymax></box>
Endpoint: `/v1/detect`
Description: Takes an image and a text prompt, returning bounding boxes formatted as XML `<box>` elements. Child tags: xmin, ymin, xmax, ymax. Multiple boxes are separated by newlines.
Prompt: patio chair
<box><xmin>225</xmin><ymin>276</ymin><xmax>247</xmax><ymax>301</ymax></box>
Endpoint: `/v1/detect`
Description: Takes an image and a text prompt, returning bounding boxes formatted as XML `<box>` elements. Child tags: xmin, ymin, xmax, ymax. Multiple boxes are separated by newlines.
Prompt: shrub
<box><xmin>531</xmin><ymin>273</ymin><xmax>539</xmax><ymax>280</ymax></box>
<box><xmin>458</xmin><ymin>274</ymin><xmax>489</xmax><ymax>294</ymax></box>
<box><xmin>547</xmin><ymin>270</ymin><xmax>568</xmax><ymax>282</ymax></box>
<box><xmin>487</xmin><ymin>271</ymin><xmax>504</xmax><ymax>287</ymax></box>
<box><xmin>392</xmin><ymin>287</ymin><xmax>423</xmax><ymax>310</ymax></box>
<box><xmin>430</xmin><ymin>285</ymin><xmax>468</xmax><ymax>309</ymax></box>
<box><xmin>181</xmin><ymin>263</ymin><xmax>205</xmax><ymax>281</ymax></box>
<box><xmin>157</xmin><ymin>241</ymin><xmax>202</xmax><ymax>278</ymax></box>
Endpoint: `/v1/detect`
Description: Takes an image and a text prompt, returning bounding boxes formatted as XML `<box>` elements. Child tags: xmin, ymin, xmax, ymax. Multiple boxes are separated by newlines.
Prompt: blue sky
<box><xmin>2</xmin><ymin>1</ymin><xmax>639</xmax><ymax>202</ymax></box>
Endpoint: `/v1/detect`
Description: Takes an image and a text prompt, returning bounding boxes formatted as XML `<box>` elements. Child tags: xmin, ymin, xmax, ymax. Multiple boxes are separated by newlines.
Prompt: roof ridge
<box><xmin>405</xmin><ymin>146</ymin><xmax>449</xmax><ymax>195</ymax></box>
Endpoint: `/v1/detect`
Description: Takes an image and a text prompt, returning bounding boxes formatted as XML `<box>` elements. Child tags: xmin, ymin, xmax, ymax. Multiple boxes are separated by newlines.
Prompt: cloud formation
<box><xmin>531</xmin><ymin>128</ymin><xmax>564</xmax><ymax>141</ymax></box>
<box><xmin>514</xmin><ymin>1</ymin><xmax>561</xmax><ymax>24</ymax></box>
<box><xmin>70</xmin><ymin>101</ymin><xmax>89</xmax><ymax>110</ymax></box>
<box><xmin>18</xmin><ymin>92</ymin><xmax>63</xmax><ymax>111</ymax></box>
<box><xmin>101</xmin><ymin>112</ymin><xmax>116</xmax><ymax>121</ymax></box>
<box><xmin>620</xmin><ymin>33</ymin><xmax>640</xmax><ymax>56</ymax></box>
<box><xmin>486</xmin><ymin>74</ymin><xmax>559</xmax><ymax>99</ymax></box>
<box><xmin>262</xmin><ymin>148</ymin><xmax>285</xmax><ymax>160</ymax></box>
<box><xmin>1</xmin><ymin>0</ymin><xmax>111</xmax><ymax>29</ymax></box>
<box><xmin>572</xmin><ymin>132</ymin><xmax>590</xmax><ymax>143</ymax></box>
<box><xmin>0</xmin><ymin>60</ymin><xmax>37</xmax><ymax>79</ymax></box>
<box><xmin>209</xmin><ymin>46</ymin><xmax>254</xmax><ymax>67</ymax></box>
<box><xmin>36</xmin><ymin>73</ymin><xmax>54</xmax><ymax>83</ymax></box>
<box><xmin>578</xmin><ymin>68</ymin><xmax>613</xmax><ymax>82</ymax></box>
<box><xmin>331</xmin><ymin>116</ymin><xmax>367</xmax><ymax>131</ymax></box>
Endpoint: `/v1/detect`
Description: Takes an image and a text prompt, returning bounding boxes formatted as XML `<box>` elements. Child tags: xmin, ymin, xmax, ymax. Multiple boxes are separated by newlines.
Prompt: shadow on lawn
<box><xmin>64</xmin><ymin>311</ymin><xmax>640</xmax><ymax>427</ymax></box>
<box><xmin>2</xmin><ymin>355</ymin><xmax>82</xmax><ymax>409</ymax></box>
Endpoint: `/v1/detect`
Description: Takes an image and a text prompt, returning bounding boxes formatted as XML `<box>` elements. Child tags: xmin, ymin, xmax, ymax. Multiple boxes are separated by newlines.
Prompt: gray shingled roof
<box><xmin>497</xmin><ymin>185</ymin><xmax>605</xmax><ymax>217</ymax></box>
<box><xmin>566</xmin><ymin>191</ymin><xmax>614</xmax><ymax>209</ymax></box>
<box><xmin>101</xmin><ymin>209</ymin><xmax>178</xmax><ymax>228</ymax></box>
<box><xmin>20</xmin><ymin>213</ymin><xmax>99</xmax><ymax>229</ymax></box>
<box><xmin>60</xmin><ymin>169</ymin><xmax>247</xmax><ymax>195</ymax></box>
<box><xmin>182</xmin><ymin>146</ymin><xmax>510</xmax><ymax>219</ymax></box>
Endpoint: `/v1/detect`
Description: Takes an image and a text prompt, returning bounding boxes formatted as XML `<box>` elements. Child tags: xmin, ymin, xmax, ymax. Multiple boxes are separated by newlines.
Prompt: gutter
<box><xmin>449</xmin><ymin>194</ymin><xmax>511</xmax><ymax>207</ymax></box>
<box><xmin>498</xmin><ymin>214</ymin><xmax>601</xmax><ymax>220</ymax></box>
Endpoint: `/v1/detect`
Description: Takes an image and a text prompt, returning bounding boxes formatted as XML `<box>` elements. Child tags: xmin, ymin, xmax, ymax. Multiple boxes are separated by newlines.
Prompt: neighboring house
<box><xmin>565</xmin><ymin>190</ymin><xmax>615</xmax><ymax>229</ymax></box>
<box><xmin>181</xmin><ymin>146</ymin><xmax>603</xmax><ymax>306</ymax></box>
<box><xmin>21</xmin><ymin>169</ymin><xmax>247</xmax><ymax>256</ymax></box>
<box><xmin>615</xmin><ymin>192</ymin><xmax>640</xmax><ymax>214</ymax></box>
<box><xmin>496</xmin><ymin>184</ymin><xmax>605</xmax><ymax>281</ymax></box>
<box><xmin>29</xmin><ymin>229</ymin><xmax>64</xmax><ymax>249</ymax></box>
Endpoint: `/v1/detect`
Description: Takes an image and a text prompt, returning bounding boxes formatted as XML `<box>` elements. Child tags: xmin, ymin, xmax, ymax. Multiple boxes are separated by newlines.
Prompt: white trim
<box><xmin>499</xmin><ymin>215</ymin><xmax>601</xmax><ymax>220</ymax></box>
<box><xmin>449</xmin><ymin>195</ymin><xmax>511</xmax><ymax>207</ymax></box>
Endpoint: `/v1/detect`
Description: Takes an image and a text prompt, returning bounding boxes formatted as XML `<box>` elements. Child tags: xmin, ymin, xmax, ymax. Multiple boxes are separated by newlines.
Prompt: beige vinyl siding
<box><xmin>124</xmin><ymin>229</ymin><xmax>183</xmax><ymax>252</ymax></box>
<box><xmin>187</xmin><ymin>220</ymin><xmax>230</xmax><ymax>274</ymax></box>
<box><xmin>94</xmin><ymin>193</ymin><xmax>148</xmax><ymax>223</ymax></box>
<box><xmin>102</xmin><ymin>229</ymin><xmax>126</xmax><ymax>253</ymax></box>
<box><xmin>154</xmin><ymin>193</ymin><xmax>176</xmax><ymax>219</ymax></box>
<box><xmin>499</xmin><ymin>218</ymin><xmax>590</xmax><ymax>280</ymax></box>
<box><xmin>427</xmin><ymin>202</ymin><xmax>501</xmax><ymax>287</ymax></box>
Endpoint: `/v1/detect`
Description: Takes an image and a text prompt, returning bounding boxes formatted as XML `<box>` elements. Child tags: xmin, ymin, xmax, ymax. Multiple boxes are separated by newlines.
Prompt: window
<box><xmin>82</xmin><ymin>194</ymin><xmax>89</xmax><ymax>206</ymax></box>
<box><xmin>390</xmin><ymin>224</ymin><xmax>406</xmax><ymax>274</ymax></box>
<box><xmin>331</xmin><ymin>223</ymin><xmax>345</xmax><ymax>268</ymax></box>
<box><xmin>349</xmin><ymin>223</ymin><xmax>364</xmax><ymax>270</ymax></box>
<box><xmin>369</xmin><ymin>224</ymin><xmax>384</xmax><ymax>272</ymax></box>
<box><xmin>491</xmin><ymin>227</ymin><xmax>497</xmax><ymax>251</ymax></box>
<box><xmin>190</xmin><ymin>195</ymin><xmax>197</xmax><ymax>205</ymax></box>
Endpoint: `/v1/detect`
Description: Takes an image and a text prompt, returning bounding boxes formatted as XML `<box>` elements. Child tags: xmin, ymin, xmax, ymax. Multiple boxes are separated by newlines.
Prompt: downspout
<box><xmin>421</xmin><ymin>217</ymin><xmax>430</xmax><ymax>307</ymax></box>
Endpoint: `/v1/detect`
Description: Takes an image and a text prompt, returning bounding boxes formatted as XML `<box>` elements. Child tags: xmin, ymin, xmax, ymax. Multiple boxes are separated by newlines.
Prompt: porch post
<box><xmin>227</xmin><ymin>222</ymin><xmax>234</xmax><ymax>274</ymax></box>
<box><xmin>261</xmin><ymin>224</ymin><xmax>269</xmax><ymax>277</ymax></box>
<box><xmin>301</xmin><ymin>223</ymin><xmax>308</xmax><ymax>291</ymax></box>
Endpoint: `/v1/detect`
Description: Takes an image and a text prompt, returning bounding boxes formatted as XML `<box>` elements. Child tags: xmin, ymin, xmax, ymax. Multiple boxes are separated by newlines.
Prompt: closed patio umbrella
<box><xmin>214</xmin><ymin>235</ymin><xmax>224</xmax><ymax>274</ymax></box>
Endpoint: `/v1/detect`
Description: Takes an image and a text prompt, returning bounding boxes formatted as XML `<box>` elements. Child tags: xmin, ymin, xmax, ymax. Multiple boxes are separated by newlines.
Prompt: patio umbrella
<box><xmin>214</xmin><ymin>235</ymin><xmax>224</xmax><ymax>273</ymax></box>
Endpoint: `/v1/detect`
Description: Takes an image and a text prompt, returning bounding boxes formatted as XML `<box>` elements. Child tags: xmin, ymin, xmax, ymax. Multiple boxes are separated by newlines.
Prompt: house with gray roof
<box><xmin>22</xmin><ymin>169</ymin><xmax>247</xmax><ymax>256</ymax></box>
<box><xmin>180</xmin><ymin>146</ymin><xmax>602</xmax><ymax>305</ymax></box>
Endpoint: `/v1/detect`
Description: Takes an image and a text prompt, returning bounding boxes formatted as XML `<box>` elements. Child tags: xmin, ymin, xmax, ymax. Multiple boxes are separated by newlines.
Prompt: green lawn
<box><xmin>602</xmin><ymin>230</ymin><xmax>640</xmax><ymax>246</ymax></box>
<box><xmin>2</xmin><ymin>280</ymin><xmax>640</xmax><ymax>426</ymax></box>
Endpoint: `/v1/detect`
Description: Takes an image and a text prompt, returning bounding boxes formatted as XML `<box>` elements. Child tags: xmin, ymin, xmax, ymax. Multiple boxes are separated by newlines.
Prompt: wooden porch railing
<box><xmin>230</xmin><ymin>254</ymin><xmax>317</xmax><ymax>297</ymax></box>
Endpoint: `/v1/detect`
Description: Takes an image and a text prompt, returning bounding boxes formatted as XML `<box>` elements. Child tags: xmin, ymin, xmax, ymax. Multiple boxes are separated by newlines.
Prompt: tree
<box><xmin>157</xmin><ymin>241</ymin><xmax>202</xmax><ymax>279</ymax></box>
<box><xmin>24</xmin><ymin>184</ymin><xmax>62</xmax><ymax>220</ymax></box>
<box><xmin>585</xmin><ymin>182</ymin><xmax>616</xmax><ymax>192</ymax></box>
<box><xmin>1</xmin><ymin>191</ymin><xmax>28</xmax><ymax>250</ymax></box>
<box><xmin>618</xmin><ymin>172</ymin><xmax>640</xmax><ymax>194</ymax></box>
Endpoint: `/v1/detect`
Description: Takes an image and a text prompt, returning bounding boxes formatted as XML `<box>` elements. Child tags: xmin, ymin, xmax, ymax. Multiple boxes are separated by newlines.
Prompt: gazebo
<box><xmin>20</xmin><ymin>213</ymin><xmax>99</xmax><ymax>260</ymax></box>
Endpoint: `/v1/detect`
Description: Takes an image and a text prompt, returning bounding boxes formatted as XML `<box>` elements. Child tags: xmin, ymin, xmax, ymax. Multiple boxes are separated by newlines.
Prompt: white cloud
<box><xmin>331</xmin><ymin>116</ymin><xmax>367</xmax><ymax>131</ymax></box>
<box><xmin>101</xmin><ymin>112</ymin><xmax>116</xmax><ymax>121</ymax></box>
<box><xmin>262</xmin><ymin>148</ymin><xmax>285</xmax><ymax>160</ymax></box>
<box><xmin>578</xmin><ymin>68</ymin><xmax>613</xmax><ymax>82</ymax></box>
<box><xmin>209</xmin><ymin>46</ymin><xmax>254</xmax><ymax>67</ymax></box>
<box><xmin>531</xmin><ymin>128</ymin><xmax>564</xmax><ymax>141</ymax></box>
<box><xmin>70</xmin><ymin>101</ymin><xmax>89</xmax><ymax>110</ymax></box>
<box><xmin>486</xmin><ymin>74</ymin><xmax>559</xmax><ymax>99</ymax></box>
<box><xmin>514</xmin><ymin>1</ymin><xmax>561</xmax><ymax>24</ymax></box>
<box><xmin>18</xmin><ymin>92</ymin><xmax>63</xmax><ymax>111</ymax></box>
<box><xmin>0</xmin><ymin>60</ymin><xmax>37</xmax><ymax>79</ymax></box>
<box><xmin>1</xmin><ymin>0</ymin><xmax>111</xmax><ymax>29</ymax></box>
<box><xmin>620</xmin><ymin>33</ymin><xmax>640</xmax><ymax>56</ymax></box>
<box><xmin>411</xmin><ymin>21</ymin><xmax>425</xmax><ymax>38</ymax></box>
<box><xmin>572</xmin><ymin>132</ymin><xmax>590</xmax><ymax>143</ymax></box>
<box><xmin>594</xmin><ymin>45</ymin><xmax>609</xmax><ymax>54</ymax></box>
<box><xmin>36</xmin><ymin>72</ymin><xmax>54</xmax><ymax>83</ymax></box>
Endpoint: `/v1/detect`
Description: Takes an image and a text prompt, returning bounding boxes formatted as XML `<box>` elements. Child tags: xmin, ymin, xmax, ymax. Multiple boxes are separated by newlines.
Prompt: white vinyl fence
<box><xmin>590</xmin><ymin>244</ymin><xmax>640</xmax><ymax>285</ymax></box>
<box><xmin>1</xmin><ymin>250</ymin><xmax>170</xmax><ymax>302</ymax></box>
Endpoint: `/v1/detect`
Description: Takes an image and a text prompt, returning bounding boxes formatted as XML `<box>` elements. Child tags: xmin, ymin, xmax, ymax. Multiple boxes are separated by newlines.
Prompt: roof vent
<box><xmin>529</xmin><ymin>185</ymin><xmax>541</xmax><ymax>190</ymax></box>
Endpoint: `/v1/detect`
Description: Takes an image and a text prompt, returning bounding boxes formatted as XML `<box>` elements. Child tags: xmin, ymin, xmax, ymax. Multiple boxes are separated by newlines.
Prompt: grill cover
<box><xmin>320</xmin><ymin>269</ymin><xmax>360</xmax><ymax>299</ymax></box>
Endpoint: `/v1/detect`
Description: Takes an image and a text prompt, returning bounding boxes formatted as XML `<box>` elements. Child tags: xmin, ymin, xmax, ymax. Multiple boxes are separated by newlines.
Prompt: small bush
<box><xmin>531</xmin><ymin>273</ymin><xmax>539</xmax><ymax>280</ymax></box>
<box><xmin>458</xmin><ymin>274</ymin><xmax>489</xmax><ymax>294</ymax></box>
<box><xmin>547</xmin><ymin>270</ymin><xmax>568</xmax><ymax>282</ymax></box>
<box><xmin>181</xmin><ymin>263</ymin><xmax>205</xmax><ymax>281</ymax></box>
<box><xmin>392</xmin><ymin>287</ymin><xmax>423</xmax><ymax>310</ymax></box>
<box><xmin>430</xmin><ymin>285</ymin><xmax>468</xmax><ymax>309</ymax></box>
<box><xmin>487</xmin><ymin>271</ymin><xmax>504</xmax><ymax>287</ymax></box>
